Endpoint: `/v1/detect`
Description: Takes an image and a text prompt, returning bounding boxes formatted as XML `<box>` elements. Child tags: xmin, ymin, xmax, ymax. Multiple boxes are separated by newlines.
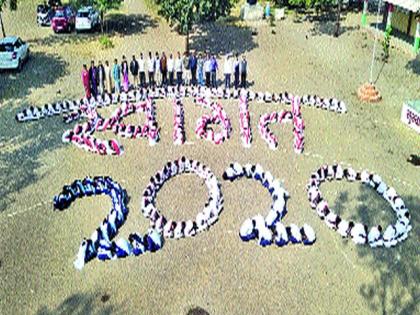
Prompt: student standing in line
<box><xmin>81</xmin><ymin>64</ymin><xmax>91</xmax><ymax>98</ymax></box>
<box><xmin>168</xmin><ymin>53</ymin><xmax>175</xmax><ymax>86</ymax></box>
<box><xmin>89</xmin><ymin>60</ymin><xmax>98</xmax><ymax>98</ymax></box>
<box><xmin>204</xmin><ymin>53</ymin><xmax>212</xmax><ymax>88</ymax></box>
<box><xmin>147</xmin><ymin>51</ymin><xmax>155</xmax><ymax>87</ymax></box>
<box><xmin>112</xmin><ymin>58</ymin><xmax>121</xmax><ymax>93</ymax></box>
<box><xmin>223</xmin><ymin>53</ymin><xmax>232</xmax><ymax>89</ymax></box>
<box><xmin>154</xmin><ymin>51</ymin><xmax>161</xmax><ymax>86</ymax></box>
<box><xmin>175</xmin><ymin>51</ymin><xmax>183</xmax><ymax>87</ymax></box>
<box><xmin>189</xmin><ymin>51</ymin><xmax>197</xmax><ymax>86</ymax></box>
<box><xmin>104</xmin><ymin>60</ymin><xmax>113</xmax><ymax>93</ymax></box>
<box><xmin>121</xmin><ymin>55</ymin><xmax>130</xmax><ymax>92</ymax></box>
<box><xmin>183</xmin><ymin>51</ymin><xmax>190</xmax><ymax>85</ymax></box>
<box><xmin>130</xmin><ymin>55</ymin><xmax>139</xmax><ymax>88</ymax></box>
<box><xmin>210</xmin><ymin>54</ymin><xmax>218</xmax><ymax>88</ymax></box>
<box><xmin>97</xmin><ymin>60</ymin><xmax>105</xmax><ymax>95</ymax></box>
<box><xmin>233</xmin><ymin>53</ymin><xmax>240</xmax><ymax>89</ymax></box>
<box><xmin>197</xmin><ymin>53</ymin><xmax>204</xmax><ymax>87</ymax></box>
<box><xmin>240</xmin><ymin>54</ymin><xmax>248</xmax><ymax>89</ymax></box>
<box><xmin>160</xmin><ymin>51</ymin><xmax>168</xmax><ymax>86</ymax></box>
<box><xmin>138</xmin><ymin>52</ymin><xmax>146</xmax><ymax>88</ymax></box>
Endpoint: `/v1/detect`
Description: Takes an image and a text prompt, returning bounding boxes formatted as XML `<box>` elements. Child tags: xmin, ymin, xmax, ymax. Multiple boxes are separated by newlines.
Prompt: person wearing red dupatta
<box><xmin>81</xmin><ymin>64</ymin><xmax>91</xmax><ymax>99</ymax></box>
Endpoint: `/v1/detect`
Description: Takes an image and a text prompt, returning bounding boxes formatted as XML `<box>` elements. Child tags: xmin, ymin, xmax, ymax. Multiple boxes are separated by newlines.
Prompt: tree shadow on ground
<box><xmin>405</xmin><ymin>56</ymin><xmax>420</xmax><ymax>75</ymax></box>
<box><xmin>332</xmin><ymin>186</ymin><xmax>420</xmax><ymax>315</ymax></box>
<box><xmin>189</xmin><ymin>20</ymin><xmax>258</xmax><ymax>56</ymax></box>
<box><xmin>28</xmin><ymin>13</ymin><xmax>158</xmax><ymax>47</ymax></box>
<box><xmin>35</xmin><ymin>292</ymin><xmax>124</xmax><ymax>315</ymax></box>
<box><xmin>0</xmin><ymin>51</ymin><xmax>68</xmax><ymax>102</ymax></box>
<box><xmin>186</xmin><ymin>306</ymin><xmax>210</xmax><ymax>315</ymax></box>
<box><xmin>307</xmin><ymin>10</ymin><xmax>358</xmax><ymax>37</ymax></box>
<box><xmin>0</xmin><ymin>105</ymin><xmax>66</xmax><ymax>212</ymax></box>
<box><xmin>290</xmin><ymin>7</ymin><xmax>356</xmax><ymax>36</ymax></box>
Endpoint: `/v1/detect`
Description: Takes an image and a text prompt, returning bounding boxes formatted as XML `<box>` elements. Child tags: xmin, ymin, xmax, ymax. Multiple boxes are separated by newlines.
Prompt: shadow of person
<box><xmin>0</xmin><ymin>51</ymin><xmax>68</xmax><ymax>103</ymax></box>
<box><xmin>189</xmin><ymin>20</ymin><xmax>258</xmax><ymax>57</ymax></box>
<box><xmin>36</xmin><ymin>292</ymin><xmax>122</xmax><ymax>315</ymax></box>
<box><xmin>331</xmin><ymin>185</ymin><xmax>419</xmax><ymax>315</ymax></box>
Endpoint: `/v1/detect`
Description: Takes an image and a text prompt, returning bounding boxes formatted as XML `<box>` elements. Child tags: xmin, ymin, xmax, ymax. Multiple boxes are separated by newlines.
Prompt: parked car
<box><xmin>75</xmin><ymin>6</ymin><xmax>100</xmax><ymax>32</ymax></box>
<box><xmin>36</xmin><ymin>0</ymin><xmax>61</xmax><ymax>26</ymax></box>
<box><xmin>51</xmin><ymin>6</ymin><xmax>75</xmax><ymax>33</ymax></box>
<box><xmin>0</xmin><ymin>37</ymin><xmax>30</xmax><ymax>72</ymax></box>
<box><xmin>37</xmin><ymin>4</ymin><xmax>53</xmax><ymax>26</ymax></box>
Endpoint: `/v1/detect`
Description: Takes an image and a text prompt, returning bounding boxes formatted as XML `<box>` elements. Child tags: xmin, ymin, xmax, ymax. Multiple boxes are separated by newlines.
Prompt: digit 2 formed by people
<box><xmin>53</xmin><ymin>158</ymin><xmax>412</xmax><ymax>270</ymax></box>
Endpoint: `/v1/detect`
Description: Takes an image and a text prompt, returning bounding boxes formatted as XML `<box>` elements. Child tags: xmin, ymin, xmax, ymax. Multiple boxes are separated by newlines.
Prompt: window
<box><xmin>0</xmin><ymin>44</ymin><xmax>14</xmax><ymax>52</ymax></box>
<box><xmin>77</xmin><ymin>12</ymin><xmax>89</xmax><ymax>18</ymax></box>
<box><xmin>55</xmin><ymin>10</ymin><xmax>65</xmax><ymax>18</ymax></box>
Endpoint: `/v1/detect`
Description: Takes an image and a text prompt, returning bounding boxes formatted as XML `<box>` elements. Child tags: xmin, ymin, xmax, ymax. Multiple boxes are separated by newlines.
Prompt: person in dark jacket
<box><xmin>233</xmin><ymin>53</ymin><xmax>240</xmax><ymax>89</ymax></box>
<box><xmin>189</xmin><ymin>51</ymin><xmax>197</xmax><ymax>86</ymax></box>
<box><xmin>89</xmin><ymin>60</ymin><xmax>98</xmax><ymax>98</ymax></box>
<box><xmin>240</xmin><ymin>55</ymin><xmax>248</xmax><ymax>89</ymax></box>
<box><xmin>130</xmin><ymin>55</ymin><xmax>139</xmax><ymax>88</ymax></box>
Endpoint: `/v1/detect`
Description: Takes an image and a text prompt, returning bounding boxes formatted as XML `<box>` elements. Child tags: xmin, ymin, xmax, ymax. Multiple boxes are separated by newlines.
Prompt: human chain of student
<box><xmin>52</xmin><ymin>158</ymin><xmax>411</xmax><ymax>270</ymax></box>
<box><xmin>16</xmin><ymin>87</ymin><xmax>334</xmax><ymax>156</ymax></box>
<box><xmin>14</xmin><ymin>86</ymin><xmax>347</xmax><ymax>124</ymax></box>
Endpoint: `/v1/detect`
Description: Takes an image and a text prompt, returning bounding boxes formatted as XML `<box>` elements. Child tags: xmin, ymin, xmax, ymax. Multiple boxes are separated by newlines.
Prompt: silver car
<box><xmin>0</xmin><ymin>36</ymin><xmax>30</xmax><ymax>72</ymax></box>
<box><xmin>75</xmin><ymin>6</ymin><xmax>100</xmax><ymax>32</ymax></box>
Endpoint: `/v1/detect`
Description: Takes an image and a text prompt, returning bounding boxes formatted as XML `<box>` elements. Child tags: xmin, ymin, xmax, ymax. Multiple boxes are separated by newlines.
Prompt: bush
<box><xmin>99</xmin><ymin>35</ymin><xmax>114</xmax><ymax>49</ymax></box>
<box><xmin>382</xmin><ymin>25</ymin><xmax>392</xmax><ymax>61</ymax></box>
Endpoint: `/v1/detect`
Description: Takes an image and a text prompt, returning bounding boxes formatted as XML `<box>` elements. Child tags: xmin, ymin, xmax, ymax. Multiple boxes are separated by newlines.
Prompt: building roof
<box><xmin>386</xmin><ymin>0</ymin><xmax>420</xmax><ymax>12</ymax></box>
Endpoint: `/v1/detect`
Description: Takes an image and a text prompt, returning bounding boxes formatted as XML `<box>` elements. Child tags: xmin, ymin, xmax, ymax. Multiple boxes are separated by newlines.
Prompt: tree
<box><xmin>93</xmin><ymin>0</ymin><xmax>122</xmax><ymax>33</ymax></box>
<box><xmin>155</xmin><ymin>0</ymin><xmax>234</xmax><ymax>52</ymax></box>
<box><xmin>0</xmin><ymin>0</ymin><xmax>18</xmax><ymax>38</ymax></box>
<box><xmin>334</xmin><ymin>0</ymin><xmax>342</xmax><ymax>37</ymax></box>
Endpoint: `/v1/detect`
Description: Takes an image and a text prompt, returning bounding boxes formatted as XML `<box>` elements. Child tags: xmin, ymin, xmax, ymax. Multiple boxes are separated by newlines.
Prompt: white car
<box><xmin>0</xmin><ymin>36</ymin><xmax>30</xmax><ymax>72</ymax></box>
<box><xmin>75</xmin><ymin>6</ymin><xmax>100</xmax><ymax>32</ymax></box>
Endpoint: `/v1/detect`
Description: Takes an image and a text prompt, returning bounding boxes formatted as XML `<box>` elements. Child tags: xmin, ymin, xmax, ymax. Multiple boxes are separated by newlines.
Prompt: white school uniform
<box><xmin>368</xmin><ymin>226</ymin><xmax>382</xmax><ymax>247</ymax></box>
<box><xmin>175</xmin><ymin>58</ymin><xmax>183</xmax><ymax>73</ymax></box>
<box><xmin>168</xmin><ymin>57</ymin><xmax>174</xmax><ymax>73</ymax></box>
<box><xmin>147</xmin><ymin>58</ymin><xmax>155</xmax><ymax>73</ymax></box>
<box><xmin>138</xmin><ymin>58</ymin><xmax>145</xmax><ymax>73</ymax></box>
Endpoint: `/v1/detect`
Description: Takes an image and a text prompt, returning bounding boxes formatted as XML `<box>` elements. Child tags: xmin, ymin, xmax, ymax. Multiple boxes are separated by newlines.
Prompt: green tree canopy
<box><xmin>155</xmin><ymin>0</ymin><xmax>235</xmax><ymax>50</ymax></box>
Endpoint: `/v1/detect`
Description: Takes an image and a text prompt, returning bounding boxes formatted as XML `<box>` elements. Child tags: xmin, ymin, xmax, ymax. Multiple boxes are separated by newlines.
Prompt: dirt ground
<box><xmin>0</xmin><ymin>1</ymin><xmax>419</xmax><ymax>314</ymax></box>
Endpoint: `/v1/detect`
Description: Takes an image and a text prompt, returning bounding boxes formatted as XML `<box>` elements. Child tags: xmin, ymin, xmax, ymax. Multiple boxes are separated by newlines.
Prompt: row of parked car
<box><xmin>0</xmin><ymin>2</ymin><xmax>102</xmax><ymax>71</ymax></box>
<box><xmin>37</xmin><ymin>1</ymin><xmax>100</xmax><ymax>33</ymax></box>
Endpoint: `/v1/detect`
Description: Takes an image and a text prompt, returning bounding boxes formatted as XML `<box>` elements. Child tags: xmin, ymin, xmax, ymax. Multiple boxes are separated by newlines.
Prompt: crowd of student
<box><xmin>15</xmin><ymin>85</ymin><xmax>347</xmax><ymax>124</ymax></box>
<box><xmin>194</xmin><ymin>97</ymin><xmax>232</xmax><ymax>145</ymax></box>
<box><xmin>80</xmin><ymin>51</ymin><xmax>250</xmax><ymax>98</ymax></box>
<box><xmin>53</xmin><ymin>157</ymin><xmax>224</xmax><ymax>270</ymax></box>
<box><xmin>306</xmin><ymin>165</ymin><xmax>412</xmax><ymax>248</ymax></box>
<box><xmin>142</xmin><ymin>157</ymin><xmax>224</xmax><ymax>238</ymax></box>
<box><xmin>223</xmin><ymin>162</ymin><xmax>316</xmax><ymax>247</ymax></box>
<box><xmin>53</xmin><ymin>176</ymin><xmax>164</xmax><ymax>270</ymax></box>
<box><xmin>61</xmin><ymin>98</ymin><xmax>159</xmax><ymax>156</ymax></box>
